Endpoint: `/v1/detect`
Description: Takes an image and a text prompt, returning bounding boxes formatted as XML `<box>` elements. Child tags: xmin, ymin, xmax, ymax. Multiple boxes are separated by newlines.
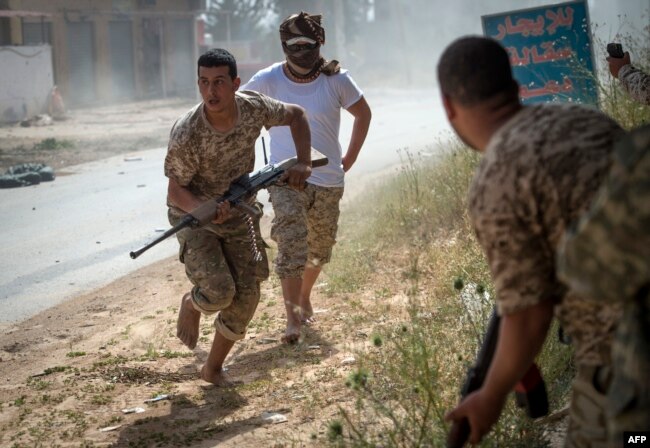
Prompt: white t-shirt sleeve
<box><xmin>241</xmin><ymin>70</ymin><xmax>270</xmax><ymax>95</ymax></box>
<box><xmin>336</xmin><ymin>71</ymin><xmax>363</xmax><ymax>109</ymax></box>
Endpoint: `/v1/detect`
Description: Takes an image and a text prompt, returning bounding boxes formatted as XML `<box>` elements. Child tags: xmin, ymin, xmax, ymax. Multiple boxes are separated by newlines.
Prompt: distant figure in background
<box><xmin>166</xmin><ymin>48</ymin><xmax>312</xmax><ymax>386</ymax></box>
<box><xmin>438</xmin><ymin>36</ymin><xmax>624</xmax><ymax>446</ymax></box>
<box><xmin>243</xmin><ymin>11</ymin><xmax>371</xmax><ymax>343</ymax></box>
<box><xmin>607</xmin><ymin>51</ymin><xmax>650</xmax><ymax>105</ymax></box>
<box><xmin>558</xmin><ymin>124</ymin><xmax>650</xmax><ymax>447</ymax></box>
<box><xmin>49</xmin><ymin>85</ymin><xmax>67</xmax><ymax>120</ymax></box>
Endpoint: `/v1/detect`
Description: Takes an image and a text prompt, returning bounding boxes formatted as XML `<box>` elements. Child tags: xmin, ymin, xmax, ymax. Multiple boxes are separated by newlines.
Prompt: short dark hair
<box><xmin>437</xmin><ymin>36</ymin><xmax>517</xmax><ymax>106</ymax></box>
<box><xmin>197</xmin><ymin>48</ymin><xmax>237</xmax><ymax>79</ymax></box>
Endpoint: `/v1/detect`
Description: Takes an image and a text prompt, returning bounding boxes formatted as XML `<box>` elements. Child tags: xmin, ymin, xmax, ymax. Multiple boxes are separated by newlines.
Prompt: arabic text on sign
<box><xmin>508</xmin><ymin>42</ymin><xmax>574</xmax><ymax>66</ymax></box>
<box><xmin>520</xmin><ymin>77</ymin><xmax>574</xmax><ymax>99</ymax></box>
<box><xmin>493</xmin><ymin>7</ymin><xmax>574</xmax><ymax>40</ymax></box>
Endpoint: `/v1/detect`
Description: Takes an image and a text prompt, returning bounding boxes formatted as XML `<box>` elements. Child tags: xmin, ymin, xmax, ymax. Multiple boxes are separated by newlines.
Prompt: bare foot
<box><xmin>200</xmin><ymin>365</ymin><xmax>236</xmax><ymax>387</ymax></box>
<box><xmin>282</xmin><ymin>320</ymin><xmax>301</xmax><ymax>344</ymax></box>
<box><xmin>282</xmin><ymin>299</ymin><xmax>302</xmax><ymax>344</ymax></box>
<box><xmin>300</xmin><ymin>298</ymin><xmax>315</xmax><ymax>325</ymax></box>
<box><xmin>176</xmin><ymin>293</ymin><xmax>201</xmax><ymax>349</ymax></box>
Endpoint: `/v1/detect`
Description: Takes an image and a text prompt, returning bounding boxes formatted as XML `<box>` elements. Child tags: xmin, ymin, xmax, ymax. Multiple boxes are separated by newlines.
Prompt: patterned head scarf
<box><xmin>279</xmin><ymin>11</ymin><xmax>340</xmax><ymax>76</ymax></box>
<box><xmin>280</xmin><ymin>11</ymin><xmax>325</xmax><ymax>45</ymax></box>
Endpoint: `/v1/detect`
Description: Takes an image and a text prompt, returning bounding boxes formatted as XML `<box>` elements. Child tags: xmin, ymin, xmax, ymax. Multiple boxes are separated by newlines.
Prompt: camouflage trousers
<box><xmin>606</xmin><ymin>297</ymin><xmax>650</xmax><ymax>447</ymax></box>
<box><xmin>169</xmin><ymin>206</ymin><xmax>269</xmax><ymax>341</ymax></box>
<box><xmin>268</xmin><ymin>183</ymin><xmax>344</xmax><ymax>278</ymax></box>
<box><xmin>565</xmin><ymin>365</ymin><xmax>612</xmax><ymax>448</ymax></box>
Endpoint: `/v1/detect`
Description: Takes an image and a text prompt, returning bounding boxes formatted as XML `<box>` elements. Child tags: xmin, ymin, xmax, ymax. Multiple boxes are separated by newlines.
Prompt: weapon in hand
<box><xmin>447</xmin><ymin>308</ymin><xmax>549</xmax><ymax>448</ymax></box>
<box><xmin>129</xmin><ymin>156</ymin><xmax>327</xmax><ymax>259</ymax></box>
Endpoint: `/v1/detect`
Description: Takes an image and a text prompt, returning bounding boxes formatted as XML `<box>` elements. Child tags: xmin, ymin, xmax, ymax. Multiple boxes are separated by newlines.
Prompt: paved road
<box><xmin>0</xmin><ymin>88</ymin><xmax>450</xmax><ymax>322</ymax></box>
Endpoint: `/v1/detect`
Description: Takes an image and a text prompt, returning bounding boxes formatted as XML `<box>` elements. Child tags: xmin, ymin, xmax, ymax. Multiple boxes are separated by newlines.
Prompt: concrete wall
<box><xmin>3</xmin><ymin>0</ymin><xmax>204</xmax><ymax>105</ymax></box>
<box><xmin>0</xmin><ymin>45</ymin><xmax>53</xmax><ymax>123</ymax></box>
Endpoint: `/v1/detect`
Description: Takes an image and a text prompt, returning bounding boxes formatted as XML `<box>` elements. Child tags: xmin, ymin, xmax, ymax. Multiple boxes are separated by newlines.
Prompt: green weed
<box><xmin>326</xmin><ymin>144</ymin><xmax>571</xmax><ymax>447</ymax></box>
<box><xmin>33</xmin><ymin>138</ymin><xmax>75</xmax><ymax>151</ymax></box>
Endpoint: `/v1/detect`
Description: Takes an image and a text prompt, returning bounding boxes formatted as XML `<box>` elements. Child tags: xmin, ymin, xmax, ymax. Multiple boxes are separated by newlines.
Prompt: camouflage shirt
<box><xmin>469</xmin><ymin>103</ymin><xmax>624</xmax><ymax>365</ymax></box>
<box><xmin>557</xmin><ymin>125</ymin><xmax>650</xmax><ymax>435</ymax></box>
<box><xmin>558</xmin><ymin>125</ymin><xmax>650</xmax><ymax>302</ymax></box>
<box><xmin>619</xmin><ymin>65</ymin><xmax>650</xmax><ymax>106</ymax></box>
<box><xmin>164</xmin><ymin>90</ymin><xmax>286</xmax><ymax>211</ymax></box>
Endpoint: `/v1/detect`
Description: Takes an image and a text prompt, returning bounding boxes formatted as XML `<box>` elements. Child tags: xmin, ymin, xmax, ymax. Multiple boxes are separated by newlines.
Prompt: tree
<box><xmin>205</xmin><ymin>0</ymin><xmax>372</xmax><ymax>70</ymax></box>
<box><xmin>206</xmin><ymin>0</ymin><xmax>274</xmax><ymax>42</ymax></box>
<box><xmin>274</xmin><ymin>0</ymin><xmax>371</xmax><ymax>43</ymax></box>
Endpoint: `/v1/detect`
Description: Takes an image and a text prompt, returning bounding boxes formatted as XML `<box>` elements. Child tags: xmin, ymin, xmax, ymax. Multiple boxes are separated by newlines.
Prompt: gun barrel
<box><xmin>129</xmin><ymin>215</ymin><xmax>194</xmax><ymax>259</ymax></box>
<box><xmin>447</xmin><ymin>310</ymin><xmax>500</xmax><ymax>448</ymax></box>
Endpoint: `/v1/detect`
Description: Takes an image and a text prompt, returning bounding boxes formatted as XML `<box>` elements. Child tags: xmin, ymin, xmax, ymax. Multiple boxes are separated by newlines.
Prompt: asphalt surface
<box><xmin>0</xmin><ymin>88</ymin><xmax>450</xmax><ymax>322</ymax></box>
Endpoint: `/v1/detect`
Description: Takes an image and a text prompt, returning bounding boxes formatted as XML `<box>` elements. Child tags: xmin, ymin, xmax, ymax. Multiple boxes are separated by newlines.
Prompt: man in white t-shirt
<box><xmin>243</xmin><ymin>11</ymin><xmax>372</xmax><ymax>343</ymax></box>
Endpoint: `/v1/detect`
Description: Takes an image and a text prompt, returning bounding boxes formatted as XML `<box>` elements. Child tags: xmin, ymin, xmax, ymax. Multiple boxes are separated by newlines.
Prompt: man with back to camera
<box><xmin>243</xmin><ymin>11</ymin><xmax>372</xmax><ymax>343</ymax></box>
<box><xmin>438</xmin><ymin>36</ymin><xmax>624</xmax><ymax>446</ymax></box>
<box><xmin>166</xmin><ymin>48</ymin><xmax>312</xmax><ymax>386</ymax></box>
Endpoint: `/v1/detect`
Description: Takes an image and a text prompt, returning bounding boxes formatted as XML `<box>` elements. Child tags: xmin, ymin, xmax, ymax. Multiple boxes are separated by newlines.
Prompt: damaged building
<box><xmin>0</xmin><ymin>0</ymin><xmax>206</xmax><ymax>122</ymax></box>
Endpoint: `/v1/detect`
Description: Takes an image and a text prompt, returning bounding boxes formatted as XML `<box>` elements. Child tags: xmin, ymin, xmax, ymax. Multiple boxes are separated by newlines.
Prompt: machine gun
<box><xmin>129</xmin><ymin>155</ymin><xmax>327</xmax><ymax>260</ymax></box>
<box><xmin>447</xmin><ymin>308</ymin><xmax>549</xmax><ymax>448</ymax></box>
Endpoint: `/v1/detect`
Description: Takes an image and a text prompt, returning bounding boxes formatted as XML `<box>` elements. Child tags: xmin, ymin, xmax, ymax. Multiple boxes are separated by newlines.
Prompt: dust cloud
<box><xmin>205</xmin><ymin>0</ymin><xmax>649</xmax><ymax>90</ymax></box>
<box><xmin>17</xmin><ymin>0</ymin><xmax>644</xmax><ymax>112</ymax></box>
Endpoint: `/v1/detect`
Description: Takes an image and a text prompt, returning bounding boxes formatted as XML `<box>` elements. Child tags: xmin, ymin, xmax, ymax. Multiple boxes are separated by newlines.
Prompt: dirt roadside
<box><xmin>0</xmin><ymin>99</ymin><xmax>378</xmax><ymax>447</ymax></box>
<box><xmin>0</xmin><ymin>253</ymin><xmax>372</xmax><ymax>447</ymax></box>
<box><xmin>0</xmin><ymin>98</ymin><xmax>195</xmax><ymax>173</ymax></box>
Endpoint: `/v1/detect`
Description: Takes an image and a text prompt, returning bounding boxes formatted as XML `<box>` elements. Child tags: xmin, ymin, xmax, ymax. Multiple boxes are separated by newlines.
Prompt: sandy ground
<box><xmin>0</xmin><ymin>253</ymin><xmax>376</xmax><ymax>447</ymax></box>
<box><xmin>0</xmin><ymin>99</ymin><xmax>381</xmax><ymax>447</ymax></box>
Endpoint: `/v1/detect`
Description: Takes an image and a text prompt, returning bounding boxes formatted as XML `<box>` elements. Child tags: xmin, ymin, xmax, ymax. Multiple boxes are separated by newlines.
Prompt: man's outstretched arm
<box><xmin>607</xmin><ymin>52</ymin><xmax>650</xmax><ymax>105</ymax></box>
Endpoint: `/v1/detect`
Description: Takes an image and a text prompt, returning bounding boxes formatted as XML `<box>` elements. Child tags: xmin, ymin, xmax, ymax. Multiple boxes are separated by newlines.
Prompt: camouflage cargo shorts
<box><xmin>169</xmin><ymin>206</ymin><xmax>269</xmax><ymax>341</ymax></box>
<box><xmin>268</xmin><ymin>183</ymin><xmax>344</xmax><ymax>278</ymax></box>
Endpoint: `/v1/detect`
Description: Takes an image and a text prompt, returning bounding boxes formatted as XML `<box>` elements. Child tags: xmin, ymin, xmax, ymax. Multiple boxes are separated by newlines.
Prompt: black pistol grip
<box><xmin>233</xmin><ymin>201</ymin><xmax>261</xmax><ymax>218</ymax></box>
<box><xmin>514</xmin><ymin>363</ymin><xmax>549</xmax><ymax>418</ymax></box>
<box><xmin>607</xmin><ymin>43</ymin><xmax>624</xmax><ymax>59</ymax></box>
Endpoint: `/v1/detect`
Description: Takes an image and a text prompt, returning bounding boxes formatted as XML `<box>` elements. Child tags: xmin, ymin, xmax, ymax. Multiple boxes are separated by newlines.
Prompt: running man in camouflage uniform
<box><xmin>607</xmin><ymin>51</ymin><xmax>650</xmax><ymax>105</ymax></box>
<box><xmin>558</xmin><ymin>125</ymin><xmax>650</xmax><ymax>447</ymax></box>
<box><xmin>243</xmin><ymin>12</ymin><xmax>372</xmax><ymax>343</ymax></box>
<box><xmin>438</xmin><ymin>36</ymin><xmax>624</xmax><ymax>447</ymax></box>
<box><xmin>165</xmin><ymin>48</ymin><xmax>313</xmax><ymax>386</ymax></box>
